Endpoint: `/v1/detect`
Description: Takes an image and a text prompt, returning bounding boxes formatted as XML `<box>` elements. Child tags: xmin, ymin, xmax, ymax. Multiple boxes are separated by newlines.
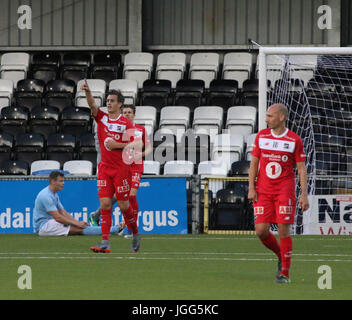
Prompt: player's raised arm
<box><xmin>80</xmin><ymin>79</ymin><xmax>98</xmax><ymax>117</ymax></box>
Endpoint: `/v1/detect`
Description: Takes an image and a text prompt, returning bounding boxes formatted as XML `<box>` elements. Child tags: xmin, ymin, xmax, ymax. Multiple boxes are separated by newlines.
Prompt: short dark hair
<box><xmin>121</xmin><ymin>105</ymin><xmax>136</xmax><ymax>114</ymax></box>
<box><xmin>49</xmin><ymin>170</ymin><xmax>64</xmax><ymax>181</ymax></box>
<box><xmin>106</xmin><ymin>90</ymin><xmax>124</xmax><ymax>104</ymax></box>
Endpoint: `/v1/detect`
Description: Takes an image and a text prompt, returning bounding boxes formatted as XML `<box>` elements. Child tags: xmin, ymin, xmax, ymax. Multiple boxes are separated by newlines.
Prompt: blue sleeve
<box><xmin>57</xmin><ymin>198</ymin><xmax>64</xmax><ymax>211</ymax></box>
<box><xmin>40</xmin><ymin>194</ymin><xmax>60</xmax><ymax>213</ymax></box>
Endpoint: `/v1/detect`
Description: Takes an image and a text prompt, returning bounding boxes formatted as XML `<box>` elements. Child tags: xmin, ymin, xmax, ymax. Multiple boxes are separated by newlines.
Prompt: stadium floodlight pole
<box><xmin>258</xmin><ymin>46</ymin><xmax>352</xmax><ymax>131</ymax></box>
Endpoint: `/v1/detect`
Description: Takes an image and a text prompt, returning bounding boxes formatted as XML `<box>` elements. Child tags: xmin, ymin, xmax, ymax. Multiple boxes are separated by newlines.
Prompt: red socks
<box><xmin>101</xmin><ymin>196</ymin><xmax>139</xmax><ymax>238</ymax></box>
<box><xmin>260</xmin><ymin>233</ymin><xmax>292</xmax><ymax>278</ymax></box>
<box><xmin>260</xmin><ymin>232</ymin><xmax>281</xmax><ymax>260</ymax></box>
<box><xmin>129</xmin><ymin>195</ymin><xmax>139</xmax><ymax>221</ymax></box>
<box><xmin>122</xmin><ymin>204</ymin><xmax>139</xmax><ymax>235</ymax></box>
<box><xmin>100</xmin><ymin>195</ymin><xmax>139</xmax><ymax>240</ymax></box>
<box><xmin>280</xmin><ymin>236</ymin><xmax>292</xmax><ymax>278</ymax></box>
<box><xmin>100</xmin><ymin>209</ymin><xmax>112</xmax><ymax>241</ymax></box>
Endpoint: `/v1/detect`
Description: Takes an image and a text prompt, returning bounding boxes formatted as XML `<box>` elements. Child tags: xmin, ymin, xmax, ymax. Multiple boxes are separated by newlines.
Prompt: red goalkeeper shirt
<box><xmin>251</xmin><ymin>128</ymin><xmax>306</xmax><ymax>195</ymax></box>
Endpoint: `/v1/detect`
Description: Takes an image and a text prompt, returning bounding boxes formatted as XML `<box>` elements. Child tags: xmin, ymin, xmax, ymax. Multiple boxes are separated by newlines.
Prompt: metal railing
<box><xmin>202</xmin><ymin>176</ymin><xmax>255</xmax><ymax>235</ymax></box>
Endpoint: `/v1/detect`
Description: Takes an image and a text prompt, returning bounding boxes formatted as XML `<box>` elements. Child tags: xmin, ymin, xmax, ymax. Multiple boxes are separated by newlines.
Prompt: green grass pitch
<box><xmin>0</xmin><ymin>234</ymin><xmax>351</xmax><ymax>300</ymax></box>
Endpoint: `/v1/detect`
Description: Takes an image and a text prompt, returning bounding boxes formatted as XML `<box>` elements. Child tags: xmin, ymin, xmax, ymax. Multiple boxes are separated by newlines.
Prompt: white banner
<box><xmin>303</xmin><ymin>195</ymin><xmax>352</xmax><ymax>235</ymax></box>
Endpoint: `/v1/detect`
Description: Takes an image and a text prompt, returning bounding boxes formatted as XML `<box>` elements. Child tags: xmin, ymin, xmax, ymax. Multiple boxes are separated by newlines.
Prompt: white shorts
<box><xmin>38</xmin><ymin>219</ymin><xmax>70</xmax><ymax>236</ymax></box>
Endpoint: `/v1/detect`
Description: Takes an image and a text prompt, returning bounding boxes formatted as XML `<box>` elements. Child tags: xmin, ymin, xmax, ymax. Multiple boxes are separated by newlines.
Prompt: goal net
<box><xmin>258</xmin><ymin>48</ymin><xmax>352</xmax><ymax>234</ymax></box>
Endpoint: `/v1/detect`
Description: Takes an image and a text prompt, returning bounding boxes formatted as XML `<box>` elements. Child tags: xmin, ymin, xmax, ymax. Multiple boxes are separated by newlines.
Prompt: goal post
<box><xmin>258</xmin><ymin>46</ymin><xmax>352</xmax><ymax>235</ymax></box>
<box><xmin>258</xmin><ymin>46</ymin><xmax>352</xmax><ymax>131</ymax></box>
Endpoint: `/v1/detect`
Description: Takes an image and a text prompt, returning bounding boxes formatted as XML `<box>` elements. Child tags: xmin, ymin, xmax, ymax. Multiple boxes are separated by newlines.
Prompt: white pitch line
<box><xmin>0</xmin><ymin>256</ymin><xmax>275</xmax><ymax>261</ymax></box>
<box><xmin>2</xmin><ymin>236</ymin><xmax>352</xmax><ymax>241</ymax></box>
<box><xmin>1</xmin><ymin>251</ymin><xmax>352</xmax><ymax>257</ymax></box>
<box><xmin>144</xmin><ymin>237</ymin><xmax>352</xmax><ymax>241</ymax></box>
<box><xmin>0</xmin><ymin>255</ymin><xmax>352</xmax><ymax>262</ymax></box>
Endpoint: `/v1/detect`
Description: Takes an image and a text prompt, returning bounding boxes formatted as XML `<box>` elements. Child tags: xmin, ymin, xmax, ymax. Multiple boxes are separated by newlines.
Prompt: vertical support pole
<box><xmin>203</xmin><ymin>179</ymin><xmax>209</xmax><ymax>234</ymax></box>
<box><xmin>128</xmin><ymin>0</ymin><xmax>142</xmax><ymax>52</ymax></box>
<box><xmin>327</xmin><ymin>0</ymin><xmax>341</xmax><ymax>47</ymax></box>
<box><xmin>258</xmin><ymin>48</ymin><xmax>267</xmax><ymax>131</ymax></box>
<box><xmin>191</xmin><ymin>174</ymin><xmax>201</xmax><ymax>234</ymax></box>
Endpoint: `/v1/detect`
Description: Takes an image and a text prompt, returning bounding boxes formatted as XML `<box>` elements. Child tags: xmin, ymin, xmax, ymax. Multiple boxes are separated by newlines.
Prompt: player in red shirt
<box><xmin>248</xmin><ymin>103</ymin><xmax>309</xmax><ymax>283</ymax></box>
<box><xmin>119</xmin><ymin>105</ymin><xmax>152</xmax><ymax>237</ymax></box>
<box><xmin>80</xmin><ymin>80</ymin><xmax>142</xmax><ymax>253</ymax></box>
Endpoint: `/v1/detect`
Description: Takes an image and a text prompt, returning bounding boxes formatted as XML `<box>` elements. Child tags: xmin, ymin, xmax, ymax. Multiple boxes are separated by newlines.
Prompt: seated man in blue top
<box><xmin>33</xmin><ymin>170</ymin><xmax>120</xmax><ymax>237</ymax></box>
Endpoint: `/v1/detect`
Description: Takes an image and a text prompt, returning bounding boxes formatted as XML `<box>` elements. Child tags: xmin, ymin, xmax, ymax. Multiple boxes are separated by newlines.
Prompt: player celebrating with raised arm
<box><xmin>80</xmin><ymin>80</ymin><xmax>142</xmax><ymax>253</ymax></box>
<box><xmin>89</xmin><ymin>105</ymin><xmax>152</xmax><ymax>238</ymax></box>
<box><xmin>248</xmin><ymin>103</ymin><xmax>309</xmax><ymax>284</ymax></box>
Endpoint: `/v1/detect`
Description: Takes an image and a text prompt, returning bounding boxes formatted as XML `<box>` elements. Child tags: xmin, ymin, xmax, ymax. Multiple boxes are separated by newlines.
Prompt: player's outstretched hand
<box><xmin>80</xmin><ymin>79</ymin><xmax>90</xmax><ymax>92</ymax></box>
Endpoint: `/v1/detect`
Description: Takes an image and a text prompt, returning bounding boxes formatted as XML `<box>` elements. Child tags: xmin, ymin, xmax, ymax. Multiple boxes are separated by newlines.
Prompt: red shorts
<box><xmin>97</xmin><ymin>162</ymin><xmax>131</xmax><ymax>201</ymax></box>
<box><xmin>253</xmin><ymin>192</ymin><xmax>296</xmax><ymax>225</ymax></box>
<box><xmin>130</xmin><ymin>170</ymin><xmax>142</xmax><ymax>190</ymax></box>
